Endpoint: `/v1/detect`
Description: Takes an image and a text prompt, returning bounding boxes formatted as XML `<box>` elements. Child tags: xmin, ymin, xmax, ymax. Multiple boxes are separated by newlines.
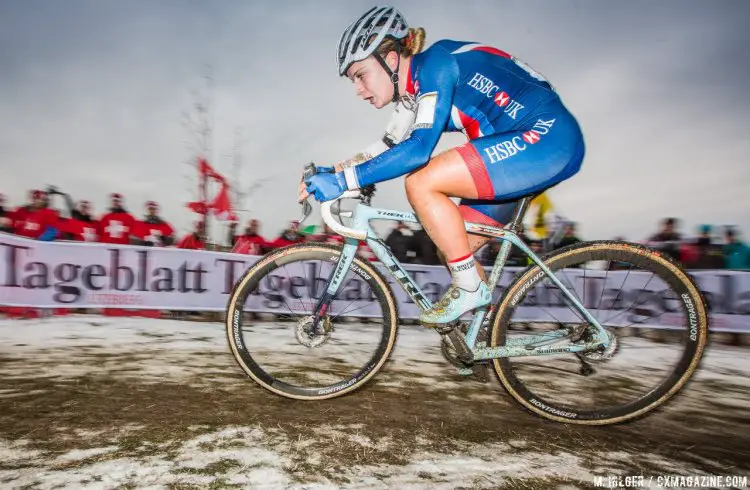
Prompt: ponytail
<box><xmin>404</xmin><ymin>27</ymin><xmax>426</xmax><ymax>56</ymax></box>
<box><xmin>375</xmin><ymin>27</ymin><xmax>427</xmax><ymax>59</ymax></box>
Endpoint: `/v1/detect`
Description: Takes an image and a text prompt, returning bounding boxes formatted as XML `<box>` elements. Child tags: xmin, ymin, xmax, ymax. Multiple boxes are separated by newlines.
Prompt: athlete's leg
<box><xmin>405</xmin><ymin>147</ymin><xmax>488</xmax><ymax>277</ymax></box>
<box><xmin>405</xmin><ymin>148</ymin><xmax>496</xmax><ymax>324</ymax></box>
<box><xmin>407</xmin><ymin>105</ymin><xmax>585</xmax><ymax>325</ymax></box>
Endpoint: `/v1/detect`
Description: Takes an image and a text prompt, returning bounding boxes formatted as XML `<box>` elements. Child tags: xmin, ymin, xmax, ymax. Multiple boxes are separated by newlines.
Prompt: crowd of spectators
<box><xmin>644</xmin><ymin>217</ymin><xmax>750</xmax><ymax>270</ymax></box>
<box><xmin>1</xmin><ymin>188</ymin><xmax>748</xmax><ymax>271</ymax></box>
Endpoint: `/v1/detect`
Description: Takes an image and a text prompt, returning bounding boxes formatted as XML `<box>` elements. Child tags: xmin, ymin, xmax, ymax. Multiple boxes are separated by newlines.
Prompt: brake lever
<box><xmin>300</xmin><ymin>199</ymin><xmax>312</xmax><ymax>224</ymax></box>
<box><xmin>299</xmin><ymin>162</ymin><xmax>317</xmax><ymax>225</ymax></box>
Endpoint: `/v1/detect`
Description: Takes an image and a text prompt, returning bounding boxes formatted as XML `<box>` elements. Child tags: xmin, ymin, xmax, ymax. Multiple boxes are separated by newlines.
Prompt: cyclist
<box><xmin>299</xmin><ymin>5</ymin><xmax>585</xmax><ymax>325</ymax></box>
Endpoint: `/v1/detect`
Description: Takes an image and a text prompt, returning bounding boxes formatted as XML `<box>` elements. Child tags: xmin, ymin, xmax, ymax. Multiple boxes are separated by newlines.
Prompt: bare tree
<box><xmin>180</xmin><ymin>65</ymin><xmax>215</xmax><ymax>244</ymax></box>
<box><xmin>224</xmin><ymin>127</ymin><xmax>273</xmax><ymax>219</ymax></box>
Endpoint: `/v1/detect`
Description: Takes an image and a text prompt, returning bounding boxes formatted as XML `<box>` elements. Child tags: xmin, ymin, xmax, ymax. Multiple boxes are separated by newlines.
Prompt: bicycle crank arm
<box><xmin>445</xmin><ymin>327</ymin><xmax>473</xmax><ymax>364</ymax></box>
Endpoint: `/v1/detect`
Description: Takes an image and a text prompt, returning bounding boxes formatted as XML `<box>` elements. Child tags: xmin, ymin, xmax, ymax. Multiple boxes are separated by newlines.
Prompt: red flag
<box><xmin>209</xmin><ymin>181</ymin><xmax>237</xmax><ymax>221</ymax></box>
<box><xmin>187</xmin><ymin>156</ymin><xmax>235</xmax><ymax>219</ymax></box>
<box><xmin>198</xmin><ymin>157</ymin><xmax>225</xmax><ymax>183</ymax></box>
<box><xmin>187</xmin><ymin>201</ymin><xmax>207</xmax><ymax>214</ymax></box>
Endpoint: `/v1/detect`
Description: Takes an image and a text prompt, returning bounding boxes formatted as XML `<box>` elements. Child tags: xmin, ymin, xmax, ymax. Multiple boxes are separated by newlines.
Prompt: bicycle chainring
<box><xmin>440</xmin><ymin>322</ymin><xmax>489</xmax><ymax>367</ymax></box>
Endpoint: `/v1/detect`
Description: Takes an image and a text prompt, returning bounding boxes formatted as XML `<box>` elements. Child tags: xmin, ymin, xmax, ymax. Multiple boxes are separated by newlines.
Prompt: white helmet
<box><xmin>337</xmin><ymin>6</ymin><xmax>410</xmax><ymax>77</ymax></box>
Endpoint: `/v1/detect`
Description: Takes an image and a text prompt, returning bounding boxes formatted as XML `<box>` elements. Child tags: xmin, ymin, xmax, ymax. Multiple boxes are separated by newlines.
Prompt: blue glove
<box><xmin>305</xmin><ymin>172</ymin><xmax>347</xmax><ymax>202</ymax></box>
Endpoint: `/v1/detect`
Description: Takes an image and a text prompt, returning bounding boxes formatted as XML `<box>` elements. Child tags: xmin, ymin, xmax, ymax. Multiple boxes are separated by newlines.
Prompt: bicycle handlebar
<box><xmin>321</xmin><ymin>191</ymin><xmax>367</xmax><ymax>241</ymax></box>
<box><xmin>301</xmin><ymin>163</ymin><xmax>368</xmax><ymax>240</ymax></box>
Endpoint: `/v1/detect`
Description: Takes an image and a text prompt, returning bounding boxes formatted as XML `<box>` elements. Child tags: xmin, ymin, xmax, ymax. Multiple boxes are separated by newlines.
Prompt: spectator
<box><xmin>177</xmin><ymin>221</ymin><xmax>206</xmax><ymax>250</ymax></box>
<box><xmin>723</xmin><ymin>227</ymin><xmax>750</xmax><ymax>270</ymax></box>
<box><xmin>136</xmin><ymin>201</ymin><xmax>175</xmax><ymax>247</ymax></box>
<box><xmin>232</xmin><ymin>219</ymin><xmax>267</xmax><ymax>255</ymax></box>
<box><xmin>322</xmin><ymin>224</ymin><xmax>344</xmax><ymax>245</ymax></box>
<box><xmin>13</xmin><ymin>190</ymin><xmax>59</xmax><ymax>240</ymax></box>
<box><xmin>506</xmin><ymin>223</ymin><xmax>529</xmax><ymax>267</ymax></box>
<box><xmin>227</xmin><ymin>221</ymin><xmax>239</xmax><ymax>247</ymax></box>
<box><xmin>0</xmin><ymin>193</ymin><xmax>13</xmax><ymax>234</ymax></box>
<box><xmin>607</xmin><ymin>236</ymin><xmax>630</xmax><ymax>270</ymax></box>
<box><xmin>647</xmin><ymin>217</ymin><xmax>682</xmax><ymax>262</ymax></box>
<box><xmin>358</xmin><ymin>241</ymin><xmax>378</xmax><ymax>262</ymax></box>
<box><xmin>410</xmin><ymin>224</ymin><xmax>440</xmax><ymax>265</ymax></box>
<box><xmin>99</xmin><ymin>193</ymin><xmax>137</xmax><ymax>245</ymax></box>
<box><xmin>385</xmin><ymin>222</ymin><xmax>412</xmax><ymax>262</ymax></box>
<box><xmin>689</xmin><ymin>225</ymin><xmax>724</xmax><ymax>269</ymax></box>
<box><xmin>555</xmin><ymin>222</ymin><xmax>582</xmax><ymax>249</ymax></box>
<box><xmin>43</xmin><ymin>185</ymin><xmax>76</xmax><ymax>219</ymax></box>
<box><xmin>10</xmin><ymin>190</ymin><xmax>36</xmax><ymax>235</ymax></box>
<box><xmin>73</xmin><ymin>199</ymin><xmax>95</xmax><ymax>222</ymax></box>
<box><xmin>479</xmin><ymin>239</ymin><xmax>501</xmax><ymax>266</ymax></box>
<box><xmin>70</xmin><ymin>197</ymin><xmax>91</xmax><ymax>222</ymax></box>
<box><xmin>526</xmin><ymin>240</ymin><xmax>544</xmax><ymax>265</ymax></box>
<box><xmin>267</xmin><ymin>220</ymin><xmax>304</xmax><ymax>249</ymax></box>
<box><xmin>62</xmin><ymin>200</ymin><xmax>99</xmax><ymax>242</ymax></box>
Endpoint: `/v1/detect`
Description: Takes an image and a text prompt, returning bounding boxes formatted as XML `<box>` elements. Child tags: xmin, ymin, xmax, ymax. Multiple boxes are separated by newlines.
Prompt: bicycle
<box><xmin>225</xmin><ymin>164</ymin><xmax>708</xmax><ymax>425</ymax></box>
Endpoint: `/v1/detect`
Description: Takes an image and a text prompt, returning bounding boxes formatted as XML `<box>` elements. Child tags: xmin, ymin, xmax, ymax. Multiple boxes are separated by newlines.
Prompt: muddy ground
<box><xmin>0</xmin><ymin>316</ymin><xmax>748</xmax><ymax>489</ymax></box>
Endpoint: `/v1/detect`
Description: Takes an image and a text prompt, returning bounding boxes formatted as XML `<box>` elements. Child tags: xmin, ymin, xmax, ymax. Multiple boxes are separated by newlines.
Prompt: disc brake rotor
<box><xmin>295</xmin><ymin>315</ymin><xmax>334</xmax><ymax>348</ymax></box>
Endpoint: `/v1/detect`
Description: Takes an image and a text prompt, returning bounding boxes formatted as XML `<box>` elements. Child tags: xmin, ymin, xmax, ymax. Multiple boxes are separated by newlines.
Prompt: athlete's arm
<box><xmin>343</xmin><ymin>45</ymin><xmax>459</xmax><ymax>189</ymax></box>
<box><xmin>335</xmin><ymin>97</ymin><xmax>418</xmax><ymax>171</ymax></box>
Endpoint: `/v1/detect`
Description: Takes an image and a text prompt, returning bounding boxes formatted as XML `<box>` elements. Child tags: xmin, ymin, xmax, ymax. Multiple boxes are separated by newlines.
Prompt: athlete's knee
<box><xmin>405</xmin><ymin>165</ymin><xmax>433</xmax><ymax>199</ymax></box>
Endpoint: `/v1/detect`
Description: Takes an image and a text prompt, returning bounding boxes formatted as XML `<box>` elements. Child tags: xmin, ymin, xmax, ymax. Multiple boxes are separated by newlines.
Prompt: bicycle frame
<box><xmin>314</xmin><ymin>191</ymin><xmax>608</xmax><ymax>361</ymax></box>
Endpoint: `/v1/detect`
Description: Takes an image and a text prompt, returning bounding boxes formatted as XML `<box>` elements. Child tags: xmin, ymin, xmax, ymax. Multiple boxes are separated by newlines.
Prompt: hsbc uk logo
<box><xmin>467</xmin><ymin>72</ymin><xmax>525</xmax><ymax>120</ymax></box>
<box><xmin>483</xmin><ymin>118</ymin><xmax>556</xmax><ymax>164</ymax></box>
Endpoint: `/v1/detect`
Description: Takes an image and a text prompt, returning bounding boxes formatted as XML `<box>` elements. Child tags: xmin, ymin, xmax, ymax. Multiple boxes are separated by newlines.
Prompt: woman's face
<box><xmin>346</xmin><ymin>56</ymin><xmax>393</xmax><ymax>109</ymax></box>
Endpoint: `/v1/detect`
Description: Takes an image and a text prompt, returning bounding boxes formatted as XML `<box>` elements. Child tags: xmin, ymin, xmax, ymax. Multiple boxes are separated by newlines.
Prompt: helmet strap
<box><xmin>373</xmin><ymin>42</ymin><xmax>402</xmax><ymax>103</ymax></box>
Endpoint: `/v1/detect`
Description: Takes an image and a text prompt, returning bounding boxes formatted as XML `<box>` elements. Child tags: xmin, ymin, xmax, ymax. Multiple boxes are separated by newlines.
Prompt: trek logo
<box><xmin>389</xmin><ymin>263</ymin><xmax>426</xmax><ymax>304</ymax></box>
<box><xmin>483</xmin><ymin>118</ymin><xmax>556</xmax><ymax>164</ymax></box>
<box><xmin>467</xmin><ymin>72</ymin><xmax>525</xmax><ymax>120</ymax></box>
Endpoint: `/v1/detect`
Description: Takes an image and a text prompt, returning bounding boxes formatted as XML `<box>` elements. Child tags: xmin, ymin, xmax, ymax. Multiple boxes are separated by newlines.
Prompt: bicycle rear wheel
<box><xmin>490</xmin><ymin>240</ymin><xmax>708</xmax><ymax>425</ymax></box>
<box><xmin>226</xmin><ymin>243</ymin><xmax>399</xmax><ymax>400</ymax></box>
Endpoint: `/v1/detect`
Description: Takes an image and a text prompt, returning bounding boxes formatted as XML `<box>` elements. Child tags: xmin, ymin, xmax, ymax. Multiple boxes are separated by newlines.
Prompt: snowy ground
<box><xmin>0</xmin><ymin>315</ymin><xmax>749</xmax><ymax>489</ymax></box>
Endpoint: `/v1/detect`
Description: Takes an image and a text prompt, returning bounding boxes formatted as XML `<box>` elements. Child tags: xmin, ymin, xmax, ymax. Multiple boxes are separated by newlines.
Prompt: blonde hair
<box><xmin>375</xmin><ymin>27</ymin><xmax>426</xmax><ymax>59</ymax></box>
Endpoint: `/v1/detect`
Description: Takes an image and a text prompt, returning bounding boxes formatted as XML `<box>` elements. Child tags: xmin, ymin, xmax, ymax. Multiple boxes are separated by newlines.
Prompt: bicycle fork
<box><xmin>307</xmin><ymin>239</ymin><xmax>360</xmax><ymax>333</ymax></box>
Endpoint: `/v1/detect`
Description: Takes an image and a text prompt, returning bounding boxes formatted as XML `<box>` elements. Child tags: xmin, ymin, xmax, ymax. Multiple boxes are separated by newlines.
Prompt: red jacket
<box><xmin>99</xmin><ymin>209</ymin><xmax>137</xmax><ymax>244</ymax></box>
<box><xmin>135</xmin><ymin>218</ymin><xmax>175</xmax><ymax>246</ymax></box>
<box><xmin>62</xmin><ymin>218</ymin><xmax>100</xmax><ymax>242</ymax></box>
<box><xmin>177</xmin><ymin>233</ymin><xmax>205</xmax><ymax>250</ymax></box>
<box><xmin>267</xmin><ymin>233</ymin><xmax>303</xmax><ymax>250</ymax></box>
<box><xmin>232</xmin><ymin>234</ymin><xmax>267</xmax><ymax>255</ymax></box>
<box><xmin>13</xmin><ymin>207</ymin><xmax>59</xmax><ymax>239</ymax></box>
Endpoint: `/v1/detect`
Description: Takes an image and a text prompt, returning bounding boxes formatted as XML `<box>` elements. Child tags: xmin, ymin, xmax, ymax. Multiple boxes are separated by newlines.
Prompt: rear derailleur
<box><xmin>569</xmin><ymin>324</ymin><xmax>620</xmax><ymax>377</ymax></box>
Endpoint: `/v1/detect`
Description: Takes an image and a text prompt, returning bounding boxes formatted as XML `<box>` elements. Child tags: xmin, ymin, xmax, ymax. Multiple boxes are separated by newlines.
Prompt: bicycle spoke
<box><xmin>227</xmin><ymin>246</ymin><xmax>398</xmax><ymax>397</ymax></box>
<box><xmin>495</xmin><ymin>241</ymin><xmax>706</xmax><ymax>423</ymax></box>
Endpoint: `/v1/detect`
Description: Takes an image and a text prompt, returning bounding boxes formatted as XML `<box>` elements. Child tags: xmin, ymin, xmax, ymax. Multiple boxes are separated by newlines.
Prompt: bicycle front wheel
<box><xmin>226</xmin><ymin>243</ymin><xmax>399</xmax><ymax>400</ymax></box>
<box><xmin>490</xmin><ymin>240</ymin><xmax>708</xmax><ymax>425</ymax></box>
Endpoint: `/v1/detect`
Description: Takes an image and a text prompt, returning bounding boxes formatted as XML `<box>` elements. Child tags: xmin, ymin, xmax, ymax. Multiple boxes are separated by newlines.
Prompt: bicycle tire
<box><xmin>490</xmin><ymin>240</ymin><xmax>708</xmax><ymax>425</ymax></box>
<box><xmin>226</xmin><ymin>243</ymin><xmax>399</xmax><ymax>400</ymax></box>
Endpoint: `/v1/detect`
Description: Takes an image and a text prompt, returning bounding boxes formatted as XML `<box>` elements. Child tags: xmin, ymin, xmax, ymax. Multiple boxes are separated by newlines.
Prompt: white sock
<box><xmin>448</xmin><ymin>254</ymin><xmax>482</xmax><ymax>291</ymax></box>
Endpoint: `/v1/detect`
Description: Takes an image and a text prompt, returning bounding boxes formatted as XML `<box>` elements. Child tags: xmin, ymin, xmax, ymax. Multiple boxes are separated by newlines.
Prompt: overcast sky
<box><xmin>1</xmin><ymin>0</ymin><xmax>749</xmax><ymax>242</ymax></box>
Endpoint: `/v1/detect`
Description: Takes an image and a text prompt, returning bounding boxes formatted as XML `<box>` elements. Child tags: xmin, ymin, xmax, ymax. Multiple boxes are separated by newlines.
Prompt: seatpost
<box><xmin>507</xmin><ymin>196</ymin><xmax>533</xmax><ymax>232</ymax></box>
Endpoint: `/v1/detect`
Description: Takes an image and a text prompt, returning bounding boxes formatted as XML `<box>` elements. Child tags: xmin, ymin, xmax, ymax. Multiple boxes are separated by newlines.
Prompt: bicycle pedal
<box><xmin>456</xmin><ymin>366</ymin><xmax>473</xmax><ymax>376</ymax></box>
<box><xmin>432</xmin><ymin>323</ymin><xmax>456</xmax><ymax>335</ymax></box>
<box><xmin>456</xmin><ymin>363</ymin><xmax>490</xmax><ymax>383</ymax></box>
